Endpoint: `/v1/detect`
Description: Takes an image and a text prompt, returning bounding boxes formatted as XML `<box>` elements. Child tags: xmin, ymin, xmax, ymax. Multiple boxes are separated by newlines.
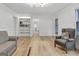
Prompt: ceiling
<box><xmin>3</xmin><ymin>3</ymin><xmax>71</xmax><ymax>15</ymax></box>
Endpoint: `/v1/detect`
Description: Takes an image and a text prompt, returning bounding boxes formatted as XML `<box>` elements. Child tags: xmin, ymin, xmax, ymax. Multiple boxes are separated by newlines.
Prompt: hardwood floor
<box><xmin>29</xmin><ymin>37</ymin><xmax>65</xmax><ymax>56</ymax></box>
<box><xmin>12</xmin><ymin>34</ymin><xmax>79</xmax><ymax>56</ymax></box>
<box><xmin>12</xmin><ymin>37</ymin><xmax>31</xmax><ymax>56</ymax></box>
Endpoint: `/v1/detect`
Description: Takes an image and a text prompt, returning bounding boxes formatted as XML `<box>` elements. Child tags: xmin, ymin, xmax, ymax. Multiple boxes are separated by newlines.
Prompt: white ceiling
<box><xmin>3</xmin><ymin>3</ymin><xmax>71</xmax><ymax>15</ymax></box>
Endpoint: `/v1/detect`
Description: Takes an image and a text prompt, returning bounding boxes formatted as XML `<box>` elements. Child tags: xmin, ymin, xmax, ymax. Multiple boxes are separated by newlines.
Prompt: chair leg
<box><xmin>54</xmin><ymin>42</ymin><xmax>56</xmax><ymax>47</ymax></box>
<box><xmin>65</xmin><ymin>50</ymin><xmax>67</xmax><ymax>54</ymax></box>
<box><xmin>65</xmin><ymin>48</ymin><xmax>67</xmax><ymax>54</ymax></box>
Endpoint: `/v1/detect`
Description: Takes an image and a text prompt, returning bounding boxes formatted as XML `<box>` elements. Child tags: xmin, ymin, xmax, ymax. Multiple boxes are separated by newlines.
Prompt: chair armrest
<box><xmin>56</xmin><ymin>36</ymin><xmax>61</xmax><ymax>39</ymax></box>
<box><xmin>8</xmin><ymin>36</ymin><xmax>17</xmax><ymax>41</ymax></box>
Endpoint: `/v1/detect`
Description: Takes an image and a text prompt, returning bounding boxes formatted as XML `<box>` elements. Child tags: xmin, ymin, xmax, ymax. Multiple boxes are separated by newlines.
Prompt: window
<box><xmin>76</xmin><ymin>9</ymin><xmax>79</xmax><ymax>34</ymax></box>
<box><xmin>55</xmin><ymin>18</ymin><xmax>58</xmax><ymax>35</ymax></box>
<box><xmin>76</xmin><ymin>10</ymin><xmax>79</xmax><ymax>21</ymax></box>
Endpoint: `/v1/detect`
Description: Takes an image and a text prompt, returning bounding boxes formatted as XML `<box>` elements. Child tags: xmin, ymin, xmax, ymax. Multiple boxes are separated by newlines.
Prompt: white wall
<box><xmin>32</xmin><ymin>16</ymin><xmax>53</xmax><ymax>36</ymax></box>
<box><xmin>2</xmin><ymin>3</ymin><xmax>76</xmax><ymax>36</ymax></box>
<box><xmin>15</xmin><ymin>14</ymin><xmax>54</xmax><ymax>36</ymax></box>
<box><xmin>53</xmin><ymin>4</ymin><xmax>79</xmax><ymax>35</ymax></box>
<box><xmin>13</xmin><ymin>4</ymin><xmax>79</xmax><ymax>36</ymax></box>
<box><xmin>0</xmin><ymin>4</ymin><xmax>15</xmax><ymax>36</ymax></box>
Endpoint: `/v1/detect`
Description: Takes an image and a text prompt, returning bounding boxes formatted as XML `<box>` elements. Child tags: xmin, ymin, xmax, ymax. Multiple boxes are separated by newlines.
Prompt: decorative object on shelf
<box><xmin>19</xmin><ymin>20</ymin><xmax>30</xmax><ymax>27</ymax></box>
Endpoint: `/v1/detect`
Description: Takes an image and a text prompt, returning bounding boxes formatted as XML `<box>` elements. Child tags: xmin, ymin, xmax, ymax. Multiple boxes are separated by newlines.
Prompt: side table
<box><xmin>66</xmin><ymin>39</ymin><xmax>75</xmax><ymax>50</ymax></box>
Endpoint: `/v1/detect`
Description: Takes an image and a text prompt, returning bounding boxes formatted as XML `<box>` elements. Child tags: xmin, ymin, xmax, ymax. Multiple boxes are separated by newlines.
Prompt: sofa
<box><xmin>0</xmin><ymin>31</ymin><xmax>17</xmax><ymax>56</ymax></box>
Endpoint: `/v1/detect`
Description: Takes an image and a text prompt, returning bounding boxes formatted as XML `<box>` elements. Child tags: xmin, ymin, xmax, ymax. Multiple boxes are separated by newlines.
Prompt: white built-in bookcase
<box><xmin>15</xmin><ymin>16</ymin><xmax>31</xmax><ymax>37</ymax></box>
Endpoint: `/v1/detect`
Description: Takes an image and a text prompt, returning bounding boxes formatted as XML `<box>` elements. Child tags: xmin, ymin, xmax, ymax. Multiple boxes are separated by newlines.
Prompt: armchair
<box><xmin>54</xmin><ymin>28</ymin><xmax>75</xmax><ymax>53</ymax></box>
<box><xmin>55</xmin><ymin>32</ymin><xmax>69</xmax><ymax>53</ymax></box>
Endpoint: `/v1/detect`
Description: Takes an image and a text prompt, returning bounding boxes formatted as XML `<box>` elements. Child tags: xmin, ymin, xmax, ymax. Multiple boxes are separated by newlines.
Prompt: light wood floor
<box><xmin>29</xmin><ymin>37</ymin><xmax>65</xmax><ymax>56</ymax></box>
<box><xmin>12</xmin><ymin>37</ymin><xmax>31</xmax><ymax>56</ymax></box>
<box><xmin>12</xmin><ymin>36</ymin><xmax>67</xmax><ymax>56</ymax></box>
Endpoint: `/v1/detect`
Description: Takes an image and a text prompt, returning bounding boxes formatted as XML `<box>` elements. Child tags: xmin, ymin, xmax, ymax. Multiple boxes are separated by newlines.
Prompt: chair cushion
<box><xmin>0</xmin><ymin>41</ymin><xmax>16</xmax><ymax>55</ymax></box>
<box><xmin>55</xmin><ymin>39</ymin><xmax>67</xmax><ymax>44</ymax></box>
<box><xmin>61</xmin><ymin>32</ymin><xmax>69</xmax><ymax>40</ymax></box>
<box><xmin>0</xmin><ymin>31</ymin><xmax>9</xmax><ymax>44</ymax></box>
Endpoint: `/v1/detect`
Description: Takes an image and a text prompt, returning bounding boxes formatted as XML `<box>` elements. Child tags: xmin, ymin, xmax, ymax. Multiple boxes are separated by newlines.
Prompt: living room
<box><xmin>0</xmin><ymin>3</ymin><xmax>79</xmax><ymax>56</ymax></box>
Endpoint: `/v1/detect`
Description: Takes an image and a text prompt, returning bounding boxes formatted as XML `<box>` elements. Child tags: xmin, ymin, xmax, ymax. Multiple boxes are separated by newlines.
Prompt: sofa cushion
<box><xmin>9</xmin><ymin>36</ymin><xmax>17</xmax><ymax>41</ymax></box>
<box><xmin>0</xmin><ymin>41</ymin><xmax>16</xmax><ymax>55</ymax></box>
<box><xmin>0</xmin><ymin>31</ymin><xmax>9</xmax><ymax>44</ymax></box>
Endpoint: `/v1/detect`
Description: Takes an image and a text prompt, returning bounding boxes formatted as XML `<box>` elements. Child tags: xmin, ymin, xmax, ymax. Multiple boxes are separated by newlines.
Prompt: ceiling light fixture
<box><xmin>26</xmin><ymin>3</ymin><xmax>48</xmax><ymax>7</ymax></box>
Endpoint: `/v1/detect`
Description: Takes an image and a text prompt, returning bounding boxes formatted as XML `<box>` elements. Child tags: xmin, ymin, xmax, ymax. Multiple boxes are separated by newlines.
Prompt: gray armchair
<box><xmin>55</xmin><ymin>32</ymin><xmax>69</xmax><ymax>53</ymax></box>
<box><xmin>55</xmin><ymin>28</ymin><xmax>75</xmax><ymax>53</ymax></box>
